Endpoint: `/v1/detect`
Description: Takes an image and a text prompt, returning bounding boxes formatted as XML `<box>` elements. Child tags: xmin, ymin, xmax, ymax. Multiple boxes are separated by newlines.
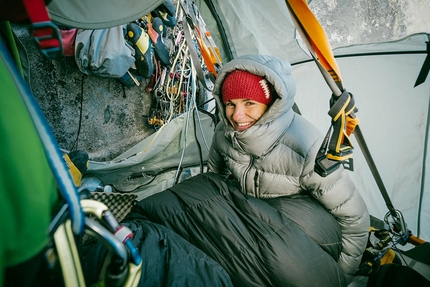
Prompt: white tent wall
<box><xmin>293</xmin><ymin>50</ymin><xmax>430</xmax><ymax>242</ymax></box>
<box><xmin>197</xmin><ymin>0</ymin><xmax>430</xmax><ymax>242</ymax></box>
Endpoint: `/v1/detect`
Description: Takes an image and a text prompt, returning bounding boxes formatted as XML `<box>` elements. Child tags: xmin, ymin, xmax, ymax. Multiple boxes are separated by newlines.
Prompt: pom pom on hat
<box><xmin>222</xmin><ymin>70</ymin><xmax>273</xmax><ymax>105</ymax></box>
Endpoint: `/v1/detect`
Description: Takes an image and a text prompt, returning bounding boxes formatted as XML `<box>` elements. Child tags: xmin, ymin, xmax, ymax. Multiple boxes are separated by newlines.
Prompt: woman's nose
<box><xmin>232</xmin><ymin>105</ymin><xmax>245</xmax><ymax>121</ymax></box>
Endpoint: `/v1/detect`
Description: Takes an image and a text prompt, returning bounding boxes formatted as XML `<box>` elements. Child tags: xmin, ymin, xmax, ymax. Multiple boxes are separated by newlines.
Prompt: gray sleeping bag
<box><xmin>133</xmin><ymin>172</ymin><xmax>346</xmax><ymax>287</ymax></box>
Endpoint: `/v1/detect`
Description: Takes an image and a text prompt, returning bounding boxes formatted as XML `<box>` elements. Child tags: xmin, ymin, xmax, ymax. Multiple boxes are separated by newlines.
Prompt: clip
<box><xmin>31</xmin><ymin>21</ymin><xmax>63</xmax><ymax>59</ymax></box>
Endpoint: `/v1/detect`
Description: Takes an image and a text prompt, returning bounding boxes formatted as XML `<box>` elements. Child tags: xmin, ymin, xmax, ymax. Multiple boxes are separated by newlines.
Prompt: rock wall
<box><xmin>13</xmin><ymin>24</ymin><xmax>155</xmax><ymax>161</ymax></box>
<box><xmin>311</xmin><ymin>0</ymin><xmax>429</xmax><ymax>49</ymax></box>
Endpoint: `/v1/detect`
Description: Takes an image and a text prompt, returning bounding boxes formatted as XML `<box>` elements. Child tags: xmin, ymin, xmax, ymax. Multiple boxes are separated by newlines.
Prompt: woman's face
<box><xmin>225</xmin><ymin>98</ymin><xmax>268</xmax><ymax>132</ymax></box>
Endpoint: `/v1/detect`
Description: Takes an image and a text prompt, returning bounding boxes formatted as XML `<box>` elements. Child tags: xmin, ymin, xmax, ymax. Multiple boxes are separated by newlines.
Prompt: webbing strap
<box><xmin>23</xmin><ymin>0</ymin><xmax>63</xmax><ymax>59</ymax></box>
<box><xmin>327</xmin><ymin>89</ymin><xmax>355</xmax><ymax>160</ymax></box>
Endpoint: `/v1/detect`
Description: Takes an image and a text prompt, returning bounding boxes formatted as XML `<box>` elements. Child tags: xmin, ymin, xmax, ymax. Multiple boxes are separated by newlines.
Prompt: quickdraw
<box><xmin>134</xmin><ymin>0</ymin><xmax>221</xmax><ymax>130</ymax></box>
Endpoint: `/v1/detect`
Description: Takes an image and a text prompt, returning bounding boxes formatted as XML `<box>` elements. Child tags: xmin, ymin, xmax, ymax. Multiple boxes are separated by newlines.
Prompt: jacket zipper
<box><xmin>254</xmin><ymin>169</ymin><xmax>260</xmax><ymax>197</ymax></box>
<box><xmin>241</xmin><ymin>156</ymin><xmax>254</xmax><ymax>195</ymax></box>
<box><xmin>232</xmin><ymin>133</ymin><xmax>257</xmax><ymax>196</ymax></box>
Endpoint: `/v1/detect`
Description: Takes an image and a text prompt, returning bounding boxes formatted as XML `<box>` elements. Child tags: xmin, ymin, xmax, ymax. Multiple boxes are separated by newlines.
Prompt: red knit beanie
<box><xmin>221</xmin><ymin>70</ymin><xmax>273</xmax><ymax>105</ymax></box>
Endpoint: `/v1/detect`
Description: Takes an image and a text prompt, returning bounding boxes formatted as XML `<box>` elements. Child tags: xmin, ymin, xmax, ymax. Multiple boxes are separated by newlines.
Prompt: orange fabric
<box><xmin>346</xmin><ymin>115</ymin><xmax>360</xmax><ymax>136</ymax></box>
<box><xmin>194</xmin><ymin>26</ymin><xmax>217</xmax><ymax>76</ymax></box>
<box><xmin>286</xmin><ymin>0</ymin><xmax>342</xmax><ymax>84</ymax></box>
<box><xmin>409</xmin><ymin>235</ymin><xmax>426</xmax><ymax>245</ymax></box>
<box><xmin>380</xmin><ymin>249</ymin><xmax>396</xmax><ymax>265</ymax></box>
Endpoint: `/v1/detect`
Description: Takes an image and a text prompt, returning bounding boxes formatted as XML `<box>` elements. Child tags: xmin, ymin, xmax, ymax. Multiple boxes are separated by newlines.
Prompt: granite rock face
<box><xmin>13</xmin><ymin>24</ymin><xmax>155</xmax><ymax>162</ymax></box>
<box><xmin>311</xmin><ymin>0</ymin><xmax>427</xmax><ymax>49</ymax></box>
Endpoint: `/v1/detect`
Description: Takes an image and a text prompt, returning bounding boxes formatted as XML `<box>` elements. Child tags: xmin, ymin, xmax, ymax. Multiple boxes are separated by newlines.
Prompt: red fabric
<box><xmin>23</xmin><ymin>0</ymin><xmax>61</xmax><ymax>50</ymax></box>
<box><xmin>61</xmin><ymin>28</ymin><xmax>77</xmax><ymax>57</ymax></box>
<box><xmin>221</xmin><ymin>70</ymin><xmax>273</xmax><ymax>105</ymax></box>
<box><xmin>23</xmin><ymin>0</ymin><xmax>49</xmax><ymax>22</ymax></box>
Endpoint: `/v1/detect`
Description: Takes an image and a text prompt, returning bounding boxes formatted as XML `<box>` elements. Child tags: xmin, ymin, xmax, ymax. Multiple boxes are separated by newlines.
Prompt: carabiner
<box><xmin>384</xmin><ymin>209</ymin><xmax>408</xmax><ymax>242</ymax></box>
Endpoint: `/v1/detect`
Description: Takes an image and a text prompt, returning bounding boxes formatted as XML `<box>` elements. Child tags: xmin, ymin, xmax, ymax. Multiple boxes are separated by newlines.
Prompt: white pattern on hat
<box><xmin>259</xmin><ymin>79</ymin><xmax>271</xmax><ymax>100</ymax></box>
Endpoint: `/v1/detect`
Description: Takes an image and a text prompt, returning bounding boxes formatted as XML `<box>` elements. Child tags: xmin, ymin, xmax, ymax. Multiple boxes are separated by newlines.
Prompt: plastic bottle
<box><xmin>80</xmin><ymin>176</ymin><xmax>112</xmax><ymax>193</ymax></box>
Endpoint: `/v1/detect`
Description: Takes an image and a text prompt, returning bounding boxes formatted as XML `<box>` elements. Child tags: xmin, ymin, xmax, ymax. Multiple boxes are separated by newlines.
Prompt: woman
<box><xmin>207</xmin><ymin>54</ymin><xmax>370</xmax><ymax>284</ymax></box>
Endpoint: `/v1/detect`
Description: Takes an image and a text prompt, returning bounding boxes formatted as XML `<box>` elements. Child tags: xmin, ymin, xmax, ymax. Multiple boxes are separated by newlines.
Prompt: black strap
<box><xmin>355</xmin><ymin>125</ymin><xmax>396</xmax><ymax>216</ymax></box>
<box><xmin>414</xmin><ymin>41</ymin><xmax>430</xmax><ymax>87</ymax></box>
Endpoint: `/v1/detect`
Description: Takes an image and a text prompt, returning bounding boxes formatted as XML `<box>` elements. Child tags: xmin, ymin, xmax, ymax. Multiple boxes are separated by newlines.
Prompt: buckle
<box><xmin>315</xmin><ymin>155</ymin><xmax>342</xmax><ymax>177</ymax></box>
<box><xmin>314</xmin><ymin>126</ymin><xmax>354</xmax><ymax>177</ymax></box>
<box><xmin>315</xmin><ymin>155</ymin><xmax>354</xmax><ymax>177</ymax></box>
<box><xmin>326</xmin><ymin>144</ymin><xmax>353</xmax><ymax>161</ymax></box>
<box><xmin>31</xmin><ymin>21</ymin><xmax>63</xmax><ymax>59</ymax></box>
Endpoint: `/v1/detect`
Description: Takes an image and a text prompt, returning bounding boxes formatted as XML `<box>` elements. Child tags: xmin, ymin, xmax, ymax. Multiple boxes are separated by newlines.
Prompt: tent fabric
<box><xmin>0</xmin><ymin>35</ymin><xmax>59</xmax><ymax>278</ymax></box>
<box><xmin>293</xmin><ymin>46</ymin><xmax>430</xmax><ymax>241</ymax></box>
<box><xmin>132</xmin><ymin>172</ymin><xmax>346</xmax><ymax>287</ymax></box>
<box><xmin>196</xmin><ymin>0</ymin><xmax>303</xmax><ymax>61</ymax></box>
<box><xmin>47</xmin><ymin>0</ymin><xmax>165</xmax><ymax>30</ymax></box>
<box><xmin>198</xmin><ymin>0</ymin><xmax>430</xmax><ymax>64</ymax></box>
<box><xmin>85</xmin><ymin>110</ymin><xmax>215</xmax><ymax>201</ymax></box>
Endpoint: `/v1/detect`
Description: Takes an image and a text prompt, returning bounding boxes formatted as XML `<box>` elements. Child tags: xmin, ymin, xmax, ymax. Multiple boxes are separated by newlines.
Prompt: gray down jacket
<box><xmin>207</xmin><ymin>54</ymin><xmax>370</xmax><ymax>282</ymax></box>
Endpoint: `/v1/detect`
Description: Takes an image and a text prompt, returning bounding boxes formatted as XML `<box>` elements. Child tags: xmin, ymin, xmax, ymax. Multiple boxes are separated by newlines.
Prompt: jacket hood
<box><xmin>212</xmin><ymin>54</ymin><xmax>297</xmax><ymax>129</ymax></box>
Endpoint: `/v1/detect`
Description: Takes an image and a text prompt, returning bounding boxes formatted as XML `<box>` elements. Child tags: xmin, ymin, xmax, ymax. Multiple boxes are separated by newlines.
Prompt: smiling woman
<box><xmin>207</xmin><ymin>54</ymin><xmax>370</xmax><ymax>284</ymax></box>
<box><xmin>224</xmin><ymin>98</ymin><xmax>268</xmax><ymax>132</ymax></box>
<box><xmin>221</xmin><ymin>70</ymin><xmax>272</xmax><ymax>132</ymax></box>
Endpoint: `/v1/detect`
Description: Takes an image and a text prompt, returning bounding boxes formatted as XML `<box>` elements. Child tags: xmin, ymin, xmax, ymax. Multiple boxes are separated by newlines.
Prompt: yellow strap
<box><xmin>380</xmin><ymin>249</ymin><xmax>396</xmax><ymax>265</ymax></box>
<box><xmin>63</xmin><ymin>154</ymin><xmax>83</xmax><ymax>187</ymax></box>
